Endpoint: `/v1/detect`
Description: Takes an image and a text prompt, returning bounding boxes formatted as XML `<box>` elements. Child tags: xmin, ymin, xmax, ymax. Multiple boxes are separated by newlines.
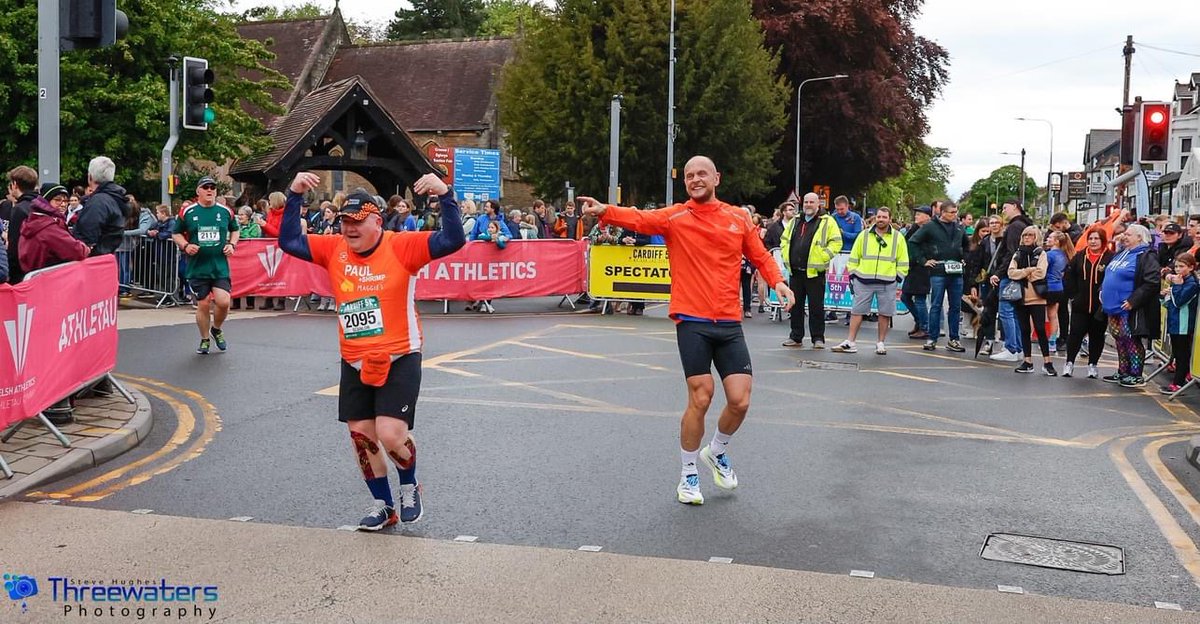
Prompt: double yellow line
<box><xmin>28</xmin><ymin>377</ymin><xmax>220</xmax><ymax>503</ymax></box>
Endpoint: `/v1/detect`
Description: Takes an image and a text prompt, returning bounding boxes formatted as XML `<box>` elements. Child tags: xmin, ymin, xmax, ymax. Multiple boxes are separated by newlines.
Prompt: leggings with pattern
<box><xmin>1108</xmin><ymin>314</ymin><xmax>1144</xmax><ymax>377</ymax></box>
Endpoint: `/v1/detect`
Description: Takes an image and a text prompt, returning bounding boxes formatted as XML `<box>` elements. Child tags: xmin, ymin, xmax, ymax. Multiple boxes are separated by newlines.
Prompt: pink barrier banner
<box><xmin>229</xmin><ymin>238</ymin><xmax>588</xmax><ymax>301</ymax></box>
<box><xmin>0</xmin><ymin>256</ymin><xmax>119</xmax><ymax>429</ymax></box>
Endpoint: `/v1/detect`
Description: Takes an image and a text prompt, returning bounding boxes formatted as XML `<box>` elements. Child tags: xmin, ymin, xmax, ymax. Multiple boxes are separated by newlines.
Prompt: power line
<box><xmin>1137</xmin><ymin>42</ymin><xmax>1200</xmax><ymax>59</ymax></box>
<box><xmin>988</xmin><ymin>43</ymin><xmax>1122</xmax><ymax>81</ymax></box>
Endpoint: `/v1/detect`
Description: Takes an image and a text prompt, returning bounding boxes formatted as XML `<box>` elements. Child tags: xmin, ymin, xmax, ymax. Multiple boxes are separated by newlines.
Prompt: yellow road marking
<box><xmin>507</xmin><ymin>340</ymin><xmax>672</xmax><ymax>373</ymax></box>
<box><xmin>1109</xmin><ymin>436</ymin><xmax>1200</xmax><ymax>589</ymax></box>
<box><xmin>38</xmin><ymin>378</ymin><xmax>220</xmax><ymax>503</ymax></box>
<box><xmin>864</xmin><ymin>370</ymin><xmax>939</xmax><ymax>384</ymax></box>
<box><xmin>423</xmin><ymin>326</ymin><xmax>555</xmax><ymax>368</ymax></box>
<box><xmin>1070</xmin><ymin>425</ymin><xmax>1200</xmax><ymax>448</ymax></box>
<box><xmin>1144</xmin><ymin>436</ymin><xmax>1200</xmax><ymax>533</ymax></box>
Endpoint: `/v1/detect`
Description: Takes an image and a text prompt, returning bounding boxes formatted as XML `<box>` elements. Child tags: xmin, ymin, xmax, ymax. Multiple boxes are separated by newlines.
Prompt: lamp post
<box><xmin>1001</xmin><ymin>149</ymin><xmax>1027</xmax><ymax>207</ymax></box>
<box><xmin>794</xmin><ymin>74</ymin><xmax>848</xmax><ymax>193</ymax></box>
<box><xmin>664</xmin><ymin>0</ymin><xmax>677</xmax><ymax>205</ymax></box>
<box><xmin>1015</xmin><ymin>117</ymin><xmax>1054</xmax><ymax>217</ymax></box>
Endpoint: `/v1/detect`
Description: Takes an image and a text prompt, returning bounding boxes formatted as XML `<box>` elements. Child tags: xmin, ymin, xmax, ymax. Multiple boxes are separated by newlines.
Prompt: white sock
<box><xmin>709</xmin><ymin>431</ymin><xmax>732</xmax><ymax>457</ymax></box>
<box><xmin>681</xmin><ymin>448</ymin><xmax>698</xmax><ymax>476</ymax></box>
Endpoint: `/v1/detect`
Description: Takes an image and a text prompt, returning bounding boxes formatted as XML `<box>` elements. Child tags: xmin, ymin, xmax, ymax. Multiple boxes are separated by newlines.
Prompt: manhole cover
<box><xmin>800</xmin><ymin>360</ymin><xmax>859</xmax><ymax>372</ymax></box>
<box><xmin>980</xmin><ymin>533</ymin><xmax>1124</xmax><ymax>575</ymax></box>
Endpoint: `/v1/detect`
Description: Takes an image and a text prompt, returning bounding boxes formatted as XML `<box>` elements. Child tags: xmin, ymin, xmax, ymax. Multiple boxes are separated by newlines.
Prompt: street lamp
<box><xmin>1000</xmin><ymin>149</ymin><xmax>1027</xmax><ymax>207</ymax></box>
<box><xmin>1015</xmin><ymin>117</ymin><xmax>1054</xmax><ymax>217</ymax></box>
<box><xmin>794</xmin><ymin>73</ymin><xmax>848</xmax><ymax>193</ymax></box>
<box><xmin>664</xmin><ymin>0</ymin><xmax>677</xmax><ymax>205</ymax></box>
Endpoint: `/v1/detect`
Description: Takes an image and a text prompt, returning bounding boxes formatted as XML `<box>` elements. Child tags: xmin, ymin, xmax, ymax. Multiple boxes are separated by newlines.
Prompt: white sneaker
<box><xmin>876</xmin><ymin>342</ymin><xmax>887</xmax><ymax>355</ymax></box>
<box><xmin>677</xmin><ymin>474</ymin><xmax>704</xmax><ymax>505</ymax></box>
<box><xmin>831</xmin><ymin>340</ymin><xmax>857</xmax><ymax>353</ymax></box>
<box><xmin>990</xmin><ymin>350</ymin><xmax>1021</xmax><ymax>362</ymax></box>
<box><xmin>1062</xmin><ymin>362</ymin><xmax>1074</xmax><ymax>378</ymax></box>
<box><xmin>700</xmin><ymin>445</ymin><xmax>738</xmax><ymax>490</ymax></box>
<box><xmin>1087</xmin><ymin>364</ymin><xmax>1099</xmax><ymax>379</ymax></box>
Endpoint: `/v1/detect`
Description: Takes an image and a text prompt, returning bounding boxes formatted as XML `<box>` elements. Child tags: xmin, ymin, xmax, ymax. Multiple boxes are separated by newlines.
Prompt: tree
<box><xmin>961</xmin><ymin>166</ymin><xmax>1039</xmax><ymax>216</ymax></box>
<box><xmin>478</xmin><ymin>0</ymin><xmax>551</xmax><ymax>36</ymax></box>
<box><xmin>0</xmin><ymin>0</ymin><xmax>287</xmax><ymax>198</ymax></box>
<box><xmin>386</xmin><ymin>0</ymin><xmax>485</xmax><ymax>40</ymax></box>
<box><xmin>498</xmin><ymin>0</ymin><xmax>788</xmax><ymax>204</ymax></box>
<box><xmin>752</xmin><ymin>0</ymin><xmax>949</xmax><ymax>201</ymax></box>
<box><xmin>864</xmin><ymin>144</ymin><xmax>949</xmax><ymax>223</ymax></box>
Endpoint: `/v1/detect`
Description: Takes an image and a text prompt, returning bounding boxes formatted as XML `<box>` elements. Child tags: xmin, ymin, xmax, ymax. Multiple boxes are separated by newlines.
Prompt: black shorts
<box><xmin>676</xmin><ymin>321</ymin><xmax>753</xmax><ymax>379</ymax></box>
<box><xmin>1045</xmin><ymin>290</ymin><xmax>1068</xmax><ymax>306</ymax></box>
<box><xmin>188</xmin><ymin>277</ymin><xmax>232</xmax><ymax>300</ymax></box>
<box><xmin>338</xmin><ymin>352</ymin><xmax>422</xmax><ymax>428</ymax></box>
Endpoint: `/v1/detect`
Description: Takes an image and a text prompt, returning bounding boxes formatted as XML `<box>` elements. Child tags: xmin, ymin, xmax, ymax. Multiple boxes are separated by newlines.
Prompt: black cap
<box><xmin>40</xmin><ymin>183</ymin><xmax>68</xmax><ymax>201</ymax></box>
<box><xmin>340</xmin><ymin>191</ymin><xmax>381</xmax><ymax>221</ymax></box>
<box><xmin>196</xmin><ymin>176</ymin><xmax>217</xmax><ymax>190</ymax></box>
<box><xmin>913</xmin><ymin>205</ymin><xmax>933</xmax><ymax>216</ymax></box>
<box><xmin>1164</xmin><ymin>222</ymin><xmax>1183</xmax><ymax>235</ymax></box>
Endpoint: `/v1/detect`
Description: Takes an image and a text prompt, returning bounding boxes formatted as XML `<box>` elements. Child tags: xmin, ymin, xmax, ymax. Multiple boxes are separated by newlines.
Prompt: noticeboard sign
<box><xmin>1067</xmin><ymin>171</ymin><xmax>1087</xmax><ymax>200</ymax></box>
<box><xmin>452</xmin><ymin>148</ymin><xmax>502</xmax><ymax>202</ymax></box>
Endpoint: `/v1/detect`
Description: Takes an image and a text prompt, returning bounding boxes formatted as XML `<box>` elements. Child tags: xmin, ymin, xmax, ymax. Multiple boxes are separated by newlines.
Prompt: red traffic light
<box><xmin>1148</xmin><ymin>110</ymin><xmax>1166</xmax><ymax>125</ymax></box>
<box><xmin>1139</xmin><ymin>102</ymin><xmax>1170</xmax><ymax>163</ymax></box>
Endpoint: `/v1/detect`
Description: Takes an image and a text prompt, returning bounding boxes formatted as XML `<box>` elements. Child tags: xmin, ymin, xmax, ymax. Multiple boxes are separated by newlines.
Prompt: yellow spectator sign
<box><xmin>587</xmin><ymin>245</ymin><xmax>672</xmax><ymax>301</ymax></box>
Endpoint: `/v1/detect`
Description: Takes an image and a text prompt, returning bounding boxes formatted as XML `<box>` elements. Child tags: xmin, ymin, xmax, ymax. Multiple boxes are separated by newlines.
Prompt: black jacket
<box><xmin>1064</xmin><ymin>250</ymin><xmax>1113</xmax><ymax>316</ymax></box>
<box><xmin>1159</xmin><ymin>236</ymin><xmax>1195</xmax><ymax>270</ymax></box>
<box><xmin>1127</xmin><ymin>251</ymin><xmax>1162</xmax><ymax>338</ymax></box>
<box><xmin>764</xmin><ymin>219</ymin><xmax>785</xmax><ymax>250</ymax></box>
<box><xmin>902</xmin><ymin>224</ymin><xmax>930</xmax><ymax>296</ymax></box>
<box><xmin>907</xmin><ymin>218</ymin><xmax>968</xmax><ymax>276</ymax></box>
<box><xmin>989</xmin><ymin>213</ymin><xmax>1034</xmax><ymax>281</ymax></box>
<box><xmin>75</xmin><ymin>182</ymin><xmax>129</xmax><ymax>256</ymax></box>
<box><xmin>6</xmin><ymin>191</ymin><xmax>36</xmax><ymax>283</ymax></box>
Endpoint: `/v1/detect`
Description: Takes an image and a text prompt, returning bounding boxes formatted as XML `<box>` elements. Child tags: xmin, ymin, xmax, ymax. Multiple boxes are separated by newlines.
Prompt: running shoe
<box><xmin>1161</xmin><ymin>383</ymin><xmax>1183</xmax><ymax>395</ymax></box>
<box><xmin>876</xmin><ymin>342</ymin><xmax>888</xmax><ymax>355</ymax></box>
<box><xmin>1087</xmin><ymin>365</ymin><xmax>1099</xmax><ymax>379</ymax></box>
<box><xmin>210</xmin><ymin>327</ymin><xmax>227</xmax><ymax>351</ymax></box>
<box><xmin>1062</xmin><ymin>362</ymin><xmax>1074</xmax><ymax>378</ymax></box>
<box><xmin>811</xmin><ymin>340</ymin><xmax>825</xmax><ymax>350</ymax></box>
<box><xmin>677</xmin><ymin>474</ymin><xmax>704</xmax><ymax>505</ymax></box>
<box><xmin>1119</xmin><ymin>376</ymin><xmax>1146</xmax><ymax>388</ymax></box>
<box><xmin>700</xmin><ymin>445</ymin><xmax>738</xmax><ymax>490</ymax></box>
<box><xmin>399</xmin><ymin>483</ymin><xmax>423</xmax><ymax>523</ymax></box>
<box><xmin>1015</xmin><ymin>361</ymin><xmax>1034</xmax><ymax>374</ymax></box>
<box><xmin>781</xmin><ymin>338</ymin><xmax>803</xmax><ymax>348</ymax></box>
<box><xmin>922</xmin><ymin>340</ymin><xmax>936</xmax><ymax>351</ymax></box>
<box><xmin>357</xmin><ymin>499</ymin><xmax>397</xmax><ymax>531</ymax></box>
<box><xmin>196</xmin><ymin>338</ymin><xmax>210</xmax><ymax>355</ymax></box>
<box><xmin>831</xmin><ymin>341</ymin><xmax>858</xmax><ymax>353</ymax></box>
<box><xmin>1043</xmin><ymin>362</ymin><xmax>1057</xmax><ymax>377</ymax></box>
<box><xmin>946</xmin><ymin>340</ymin><xmax>966</xmax><ymax>353</ymax></box>
<box><xmin>990</xmin><ymin>350</ymin><xmax>1020</xmax><ymax>362</ymax></box>
<box><xmin>1101</xmin><ymin>373</ymin><xmax>1122</xmax><ymax>383</ymax></box>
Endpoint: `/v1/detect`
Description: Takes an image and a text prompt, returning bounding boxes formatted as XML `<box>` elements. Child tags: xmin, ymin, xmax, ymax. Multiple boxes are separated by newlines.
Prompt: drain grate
<box><xmin>800</xmin><ymin>360</ymin><xmax>859</xmax><ymax>372</ymax></box>
<box><xmin>980</xmin><ymin>533</ymin><xmax>1124</xmax><ymax>575</ymax></box>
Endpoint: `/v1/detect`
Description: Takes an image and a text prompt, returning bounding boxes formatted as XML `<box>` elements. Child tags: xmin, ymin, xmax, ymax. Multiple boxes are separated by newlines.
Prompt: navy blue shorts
<box><xmin>675</xmin><ymin>321</ymin><xmax>752</xmax><ymax>379</ymax></box>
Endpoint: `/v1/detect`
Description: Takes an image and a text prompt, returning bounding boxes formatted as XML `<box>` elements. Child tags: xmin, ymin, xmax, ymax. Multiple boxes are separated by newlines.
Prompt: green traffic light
<box><xmin>204</xmin><ymin>108</ymin><xmax>216</xmax><ymax>124</ymax></box>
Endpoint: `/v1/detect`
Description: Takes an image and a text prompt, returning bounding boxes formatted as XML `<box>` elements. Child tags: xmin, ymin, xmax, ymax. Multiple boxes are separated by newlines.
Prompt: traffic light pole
<box><xmin>161</xmin><ymin>57</ymin><xmax>180</xmax><ymax>206</ymax></box>
<box><xmin>37</xmin><ymin>0</ymin><xmax>60</xmax><ymax>183</ymax></box>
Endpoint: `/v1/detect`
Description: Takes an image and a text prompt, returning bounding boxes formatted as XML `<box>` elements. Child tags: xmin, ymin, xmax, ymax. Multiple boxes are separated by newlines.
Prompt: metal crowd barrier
<box><xmin>117</xmin><ymin>235</ymin><xmax>182</xmax><ymax>307</ymax></box>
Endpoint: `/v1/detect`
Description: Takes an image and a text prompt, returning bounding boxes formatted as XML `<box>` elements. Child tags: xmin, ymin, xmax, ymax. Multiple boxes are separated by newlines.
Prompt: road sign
<box><xmin>1067</xmin><ymin>172</ymin><xmax>1087</xmax><ymax>200</ymax></box>
<box><xmin>1144</xmin><ymin>170</ymin><xmax>1163</xmax><ymax>182</ymax></box>
<box><xmin>1088</xmin><ymin>183</ymin><xmax>1107</xmax><ymax>194</ymax></box>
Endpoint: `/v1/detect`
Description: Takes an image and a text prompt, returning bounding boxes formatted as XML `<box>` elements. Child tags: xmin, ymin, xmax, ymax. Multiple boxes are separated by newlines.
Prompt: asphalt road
<box><xmin>26</xmin><ymin>298</ymin><xmax>1200</xmax><ymax>612</ymax></box>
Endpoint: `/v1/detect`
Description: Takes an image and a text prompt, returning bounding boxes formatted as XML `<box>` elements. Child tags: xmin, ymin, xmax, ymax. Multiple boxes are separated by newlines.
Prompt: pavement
<box><xmin>5</xmin><ymin>299</ymin><xmax>1200</xmax><ymax>622</ymax></box>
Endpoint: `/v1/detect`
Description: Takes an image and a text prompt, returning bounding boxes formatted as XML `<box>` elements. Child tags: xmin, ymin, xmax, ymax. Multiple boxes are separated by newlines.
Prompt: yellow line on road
<box><xmin>1109</xmin><ymin>436</ymin><xmax>1200</xmax><ymax>590</ymax></box>
<box><xmin>1070</xmin><ymin>425</ymin><xmax>1200</xmax><ymax>448</ymax></box>
<box><xmin>1144</xmin><ymin>436</ymin><xmax>1200</xmax><ymax>534</ymax></box>
<box><xmin>863</xmin><ymin>370</ymin><xmax>939</xmax><ymax>384</ymax></box>
<box><xmin>423</xmin><ymin>326</ymin><xmax>556</xmax><ymax>368</ymax></box>
<box><xmin>507</xmin><ymin>340</ymin><xmax>672</xmax><ymax>373</ymax></box>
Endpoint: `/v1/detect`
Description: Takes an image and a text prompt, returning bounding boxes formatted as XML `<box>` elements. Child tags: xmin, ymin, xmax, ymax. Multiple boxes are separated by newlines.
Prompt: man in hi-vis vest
<box><xmin>832</xmin><ymin>207</ymin><xmax>909</xmax><ymax>355</ymax></box>
<box><xmin>781</xmin><ymin>192</ymin><xmax>842</xmax><ymax>349</ymax></box>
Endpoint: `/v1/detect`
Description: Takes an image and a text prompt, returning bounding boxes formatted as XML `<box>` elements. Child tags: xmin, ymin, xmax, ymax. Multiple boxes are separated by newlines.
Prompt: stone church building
<box><xmin>224</xmin><ymin>8</ymin><xmax>535</xmax><ymax>207</ymax></box>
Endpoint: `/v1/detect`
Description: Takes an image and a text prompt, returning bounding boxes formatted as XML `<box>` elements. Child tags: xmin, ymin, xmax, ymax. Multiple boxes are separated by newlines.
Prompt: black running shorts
<box><xmin>338</xmin><ymin>352</ymin><xmax>422</xmax><ymax>428</ymax></box>
<box><xmin>675</xmin><ymin>321</ymin><xmax>753</xmax><ymax>379</ymax></box>
<box><xmin>188</xmin><ymin>277</ymin><xmax>232</xmax><ymax>300</ymax></box>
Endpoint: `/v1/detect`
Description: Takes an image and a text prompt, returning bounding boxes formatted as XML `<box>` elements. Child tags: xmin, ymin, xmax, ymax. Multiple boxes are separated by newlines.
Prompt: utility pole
<box><xmin>37</xmin><ymin>0</ymin><xmax>60</xmax><ymax>183</ymax></box>
<box><xmin>664</xmin><ymin>0</ymin><xmax>676</xmax><ymax>206</ymax></box>
<box><xmin>1122</xmin><ymin>35</ymin><xmax>1134</xmax><ymax>107</ymax></box>
<box><xmin>1019</xmin><ymin>148</ymin><xmax>1027</xmax><ymax>207</ymax></box>
<box><xmin>161</xmin><ymin>57</ymin><xmax>180</xmax><ymax>206</ymax></box>
<box><xmin>608</xmin><ymin>95</ymin><xmax>622</xmax><ymax>205</ymax></box>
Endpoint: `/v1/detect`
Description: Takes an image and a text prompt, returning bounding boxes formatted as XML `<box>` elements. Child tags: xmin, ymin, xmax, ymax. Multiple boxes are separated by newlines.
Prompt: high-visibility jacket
<box><xmin>847</xmin><ymin>226</ymin><xmax>909</xmax><ymax>282</ymax></box>
<box><xmin>781</xmin><ymin>213</ymin><xmax>842</xmax><ymax>277</ymax></box>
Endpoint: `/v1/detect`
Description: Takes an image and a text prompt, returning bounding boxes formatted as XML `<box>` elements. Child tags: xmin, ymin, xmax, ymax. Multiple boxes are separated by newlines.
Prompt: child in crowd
<box><xmin>477</xmin><ymin>220</ymin><xmax>509</xmax><ymax>249</ymax></box>
<box><xmin>1162</xmin><ymin>253</ymin><xmax>1199</xmax><ymax>394</ymax></box>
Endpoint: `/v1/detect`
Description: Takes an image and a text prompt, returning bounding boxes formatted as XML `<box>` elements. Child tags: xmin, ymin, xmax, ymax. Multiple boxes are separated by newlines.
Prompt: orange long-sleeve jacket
<box><xmin>1075</xmin><ymin>209</ymin><xmax>1125</xmax><ymax>253</ymax></box>
<box><xmin>600</xmin><ymin>199</ymin><xmax>785</xmax><ymax>323</ymax></box>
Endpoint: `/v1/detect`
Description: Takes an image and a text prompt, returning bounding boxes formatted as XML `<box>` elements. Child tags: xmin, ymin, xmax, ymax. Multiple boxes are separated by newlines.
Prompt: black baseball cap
<box><xmin>340</xmin><ymin>191</ymin><xmax>381</xmax><ymax>221</ymax></box>
<box><xmin>913</xmin><ymin>205</ymin><xmax>933</xmax><ymax>215</ymax></box>
<box><xmin>196</xmin><ymin>176</ymin><xmax>217</xmax><ymax>190</ymax></box>
<box><xmin>1164</xmin><ymin>223</ymin><xmax>1183</xmax><ymax>235</ymax></box>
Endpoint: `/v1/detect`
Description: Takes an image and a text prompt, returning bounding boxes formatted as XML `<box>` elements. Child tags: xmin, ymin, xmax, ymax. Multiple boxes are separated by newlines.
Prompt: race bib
<box><xmin>943</xmin><ymin>261</ymin><xmax>963</xmax><ymax>275</ymax></box>
<box><xmin>196</xmin><ymin>226</ymin><xmax>222</xmax><ymax>246</ymax></box>
<box><xmin>339</xmin><ymin>297</ymin><xmax>384</xmax><ymax>339</ymax></box>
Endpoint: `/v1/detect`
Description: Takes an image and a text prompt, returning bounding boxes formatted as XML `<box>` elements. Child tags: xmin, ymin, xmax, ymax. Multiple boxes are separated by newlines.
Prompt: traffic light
<box><xmin>1119</xmin><ymin>104</ymin><xmax>1134</xmax><ymax>166</ymax></box>
<box><xmin>60</xmin><ymin>0</ymin><xmax>128</xmax><ymax>50</ymax></box>
<box><xmin>182</xmin><ymin>56</ymin><xmax>215</xmax><ymax>131</ymax></box>
<box><xmin>1139</xmin><ymin>102</ymin><xmax>1170</xmax><ymax>163</ymax></box>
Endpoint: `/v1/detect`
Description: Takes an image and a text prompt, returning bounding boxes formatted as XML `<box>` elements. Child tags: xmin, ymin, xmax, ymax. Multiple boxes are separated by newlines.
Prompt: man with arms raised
<box><xmin>281</xmin><ymin>171</ymin><xmax>464</xmax><ymax>530</ymax></box>
<box><xmin>579</xmin><ymin>156</ymin><xmax>795</xmax><ymax>505</ymax></box>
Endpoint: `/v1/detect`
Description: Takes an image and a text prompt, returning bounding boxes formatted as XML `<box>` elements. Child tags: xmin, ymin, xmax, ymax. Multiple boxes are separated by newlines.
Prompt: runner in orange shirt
<box><xmin>282</xmin><ymin>171</ymin><xmax>465</xmax><ymax>530</ymax></box>
<box><xmin>579</xmin><ymin>155</ymin><xmax>795</xmax><ymax>505</ymax></box>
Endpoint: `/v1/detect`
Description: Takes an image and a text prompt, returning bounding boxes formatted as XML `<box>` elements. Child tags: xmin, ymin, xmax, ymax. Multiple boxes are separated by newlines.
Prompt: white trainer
<box><xmin>677</xmin><ymin>474</ymin><xmax>704</xmax><ymax>505</ymax></box>
<box><xmin>990</xmin><ymin>350</ymin><xmax>1021</xmax><ymax>362</ymax></box>
<box><xmin>700</xmin><ymin>445</ymin><xmax>738</xmax><ymax>490</ymax></box>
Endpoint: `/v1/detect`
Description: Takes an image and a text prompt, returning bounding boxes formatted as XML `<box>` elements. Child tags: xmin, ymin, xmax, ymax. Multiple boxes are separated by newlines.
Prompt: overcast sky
<box><xmin>242</xmin><ymin>0</ymin><xmax>1200</xmax><ymax>198</ymax></box>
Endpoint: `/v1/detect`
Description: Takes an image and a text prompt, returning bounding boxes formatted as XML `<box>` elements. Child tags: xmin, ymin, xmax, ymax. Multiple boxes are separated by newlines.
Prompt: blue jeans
<box><xmin>928</xmin><ymin>274</ymin><xmax>963</xmax><ymax>342</ymax></box>
<box><xmin>997</xmin><ymin>279</ymin><xmax>1021</xmax><ymax>354</ymax></box>
<box><xmin>116</xmin><ymin>250</ymin><xmax>132</xmax><ymax>294</ymax></box>
<box><xmin>902</xmin><ymin>291</ymin><xmax>928</xmax><ymax>332</ymax></box>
